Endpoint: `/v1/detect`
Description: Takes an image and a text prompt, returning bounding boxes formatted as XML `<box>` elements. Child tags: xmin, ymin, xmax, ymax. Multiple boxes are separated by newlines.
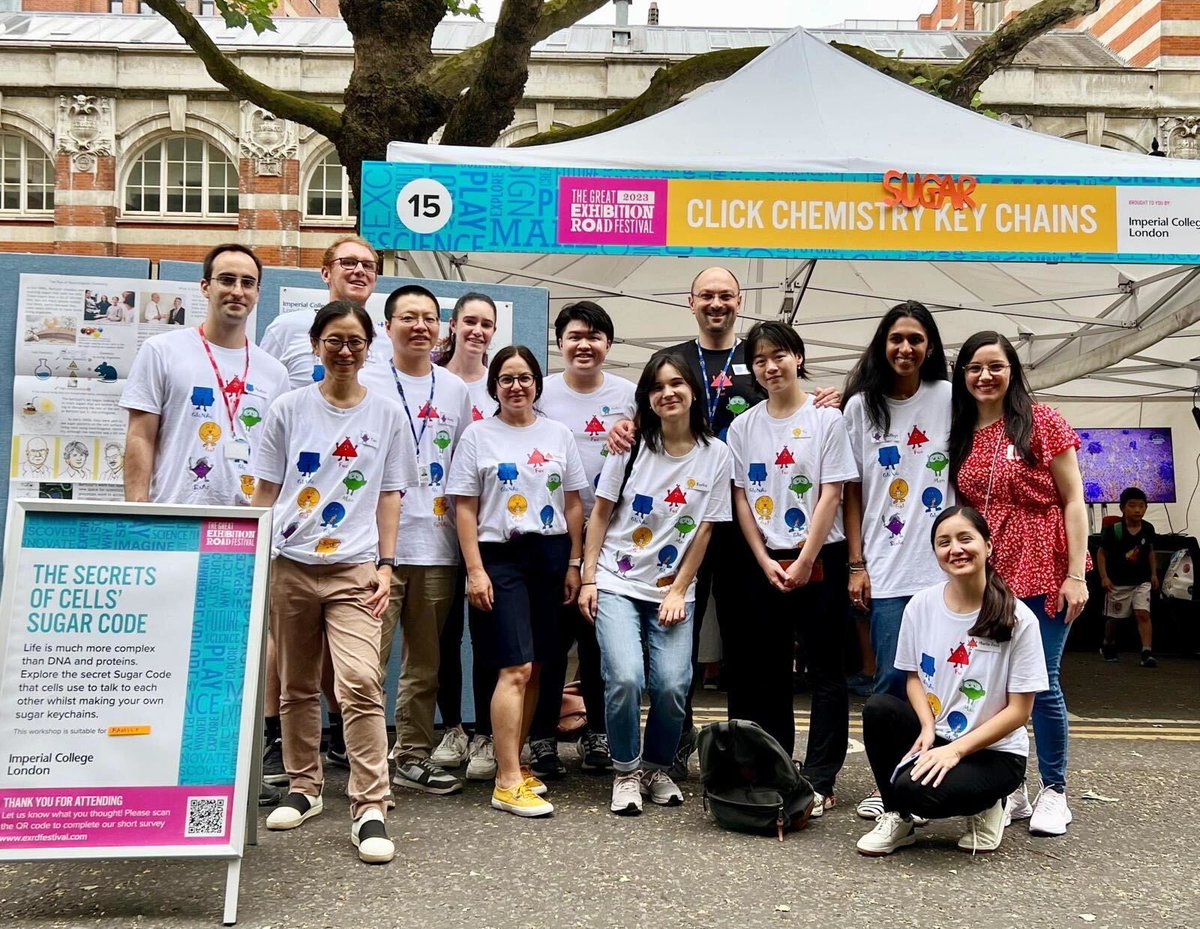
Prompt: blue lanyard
<box><xmin>695</xmin><ymin>339</ymin><xmax>738</xmax><ymax>427</ymax></box>
<box><xmin>391</xmin><ymin>361</ymin><xmax>436</xmax><ymax>460</ymax></box>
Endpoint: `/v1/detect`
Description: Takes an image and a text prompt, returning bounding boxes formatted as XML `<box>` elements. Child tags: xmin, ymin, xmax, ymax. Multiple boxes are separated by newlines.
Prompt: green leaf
<box><xmin>444</xmin><ymin>0</ymin><xmax>483</xmax><ymax>17</ymax></box>
<box><xmin>909</xmin><ymin>75</ymin><xmax>929</xmax><ymax>86</ymax></box>
<box><xmin>215</xmin><ymin>0</ymin><xmax>277</xmax><ymax>34</ymax></box>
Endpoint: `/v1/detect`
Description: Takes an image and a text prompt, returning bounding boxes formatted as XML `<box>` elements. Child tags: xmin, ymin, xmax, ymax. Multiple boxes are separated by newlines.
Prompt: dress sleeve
<box><xmin>1032</xmin><ymin>405</ymin><xmax>1080</xmax><ymax>467</ymax></box>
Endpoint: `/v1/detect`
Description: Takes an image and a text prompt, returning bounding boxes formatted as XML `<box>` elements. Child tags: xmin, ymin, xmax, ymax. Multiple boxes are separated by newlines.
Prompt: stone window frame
<box><xmin>0</xmin><ymin>131</ymin><xmax>56</xmax><ymax>214</ymax></box>
<box><xmin>302</xmin><ymin>145</ymin><xmax>355</xmax><ymax>224</ymax></box>
<box><xmin>122</xmin><ymin>134</ymin><xmax>239</xmax><ymax>218</ymax></box>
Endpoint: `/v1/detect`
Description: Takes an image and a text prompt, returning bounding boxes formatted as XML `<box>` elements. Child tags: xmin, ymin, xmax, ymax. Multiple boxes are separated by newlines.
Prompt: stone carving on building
<box><xmin>239</xmin><ymin>103</ymin><xmax>298</xmax><ymax>176</ymax></box>
<box><xmin>55</xmin><ymin>95</ymin><xmax>114</xmax><ymax>173</ymax></box>
<box><xmin>998</xmin><ymin>113</ymin><xmax>1032</xmax><ymax>130</ymax></box>
<box><xmin>1160</xmin><ymin>116</ymin><xmax>1200</xmax><ymax>159</ymax></box>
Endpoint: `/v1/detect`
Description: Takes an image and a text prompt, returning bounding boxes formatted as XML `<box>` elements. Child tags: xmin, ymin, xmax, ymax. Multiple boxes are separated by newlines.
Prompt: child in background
<box><xmin>1097</xmin><ymin>486</ymin><xmax>1159</xmax><ymax>668</ymax></box>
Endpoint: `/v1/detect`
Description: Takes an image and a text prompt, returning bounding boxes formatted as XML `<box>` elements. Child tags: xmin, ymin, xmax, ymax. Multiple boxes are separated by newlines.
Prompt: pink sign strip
<box><xmin>200</xmin><ymin>519</ymin><xmax>258</xmax><ymax>554</ymax></box>
<box><xmin>0</xmin><ymin>786</ymin><xmax>234</xmax><ymax>850</ymax></box>
<box><xmin>557</xmin><ymin>177</ymin><xmax>669</xmax><ymax>247</ymax></box>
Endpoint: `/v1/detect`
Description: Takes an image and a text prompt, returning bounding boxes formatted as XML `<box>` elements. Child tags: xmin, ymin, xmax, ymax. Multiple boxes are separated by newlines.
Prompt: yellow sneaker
<box><xmin>520</xmin><ymin>765</ymin><xmax>548</xmax><ymax>796</ymax></box>
<box><xmin>492</xmin><ymin>782</ymin><xmax>554</xmax><ymax>817</ymax></box>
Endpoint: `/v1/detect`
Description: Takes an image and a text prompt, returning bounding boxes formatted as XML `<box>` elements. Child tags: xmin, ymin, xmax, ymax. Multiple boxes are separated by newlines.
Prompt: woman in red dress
<box><xmin>949</xmin><ymin>331</ymin><xmax>1089</xmax><ymax>839</ymax></box>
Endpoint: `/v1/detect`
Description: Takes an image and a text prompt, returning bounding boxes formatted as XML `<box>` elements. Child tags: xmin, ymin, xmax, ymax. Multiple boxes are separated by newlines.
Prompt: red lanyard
<box><xmin>198</xmin><ymin>325</ymin><xmax>250</xmax><ymax>431</ymax></box>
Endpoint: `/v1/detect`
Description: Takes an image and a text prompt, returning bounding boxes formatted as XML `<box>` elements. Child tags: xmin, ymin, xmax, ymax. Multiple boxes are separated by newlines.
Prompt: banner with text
<box><xmin>0</xmin><ymin>503</ymin><xmax>269</xmax><ymax>860</ymax></box>
<box><xmin>360</xmin><ymin>162</ymin><xmax>1200</xmax><ymax>263</ymax></box>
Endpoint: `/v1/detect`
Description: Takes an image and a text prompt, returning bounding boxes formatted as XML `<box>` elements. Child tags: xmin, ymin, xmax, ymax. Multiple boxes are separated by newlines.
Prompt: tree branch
<box><xmin>440</xmin><ymin>0</ymin><xmax>543</xmax><ymax>146</ymax></box>
<box><xmin>427</xmin><ymin>0</ymin><xmax>609</xmax><ymax>99</ymax></box>
<box><xmin>513</xmin><ymin>46</ymin><xmax>764</xmax><ymax>147</ymax></box>
<box><xmin>142</xmin><ymin>0</ymin><xmax>343</xmax><ymax>140</ymax></box>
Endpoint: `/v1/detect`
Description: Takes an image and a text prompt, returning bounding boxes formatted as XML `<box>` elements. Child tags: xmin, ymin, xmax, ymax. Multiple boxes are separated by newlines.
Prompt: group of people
<box><xmin>119</xmin><ymin>241</ymin><xmax>1095</xmax><ymax>865</ymax></box>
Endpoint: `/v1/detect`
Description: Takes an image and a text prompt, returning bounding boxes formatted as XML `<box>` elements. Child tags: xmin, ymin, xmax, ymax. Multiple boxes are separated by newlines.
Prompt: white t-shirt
<box><xmin>727</xmin><ymin>398</ymin><xmax>858</xmax><ymax>550</ymax></box>
<box><xmin>461</xmin><ymin>374</ymin><xmax>497</xmax><ymax>423</ymax></box>
<box><xmin>120</xmin><ymin>327</ymin><xmax>290</xmax><ymax>505</ymax></box>
<box><xmin>539</xmin><ymin>372</ymin><xmax>637</xmax><ymax>516</ymax></box>
<box><xmin>260</xmin><ymin>309</ymin><xmax>390</xmax><ymax>390</ymax></box>
<box><xmin>253</xmin><ymin>385</ymin><xmax>417</xmax><ymax>565</ymax></box>
<box><xmin>359</xmin><ymin>361</ymin><xmax>473</xmax><ymax>565</ymax></box>
<box><xmin>895</xmin><ymin>582</ymin><xmax>1048</xmax><ymax>757</ymax></box>
<box><xmin>594</xmin><ymin>439</ymin><xmax>733</xmax><ymax>603</ymax></box>
<box><xmin>844</xmin><ymin>381</ymin><xmax>955</xmax><ymax>598</ymax></box>
<box><xmin>447</xmin><ymin>416</ymin><xmax>588</xmax><ymax>543</ymax></box>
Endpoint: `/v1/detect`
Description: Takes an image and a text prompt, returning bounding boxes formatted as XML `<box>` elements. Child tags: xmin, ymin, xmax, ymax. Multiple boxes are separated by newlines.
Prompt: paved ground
<box><xmin>2</xmin><ymin>652</ymin><xmax>1197</xmax><ymax>929</ymax></box>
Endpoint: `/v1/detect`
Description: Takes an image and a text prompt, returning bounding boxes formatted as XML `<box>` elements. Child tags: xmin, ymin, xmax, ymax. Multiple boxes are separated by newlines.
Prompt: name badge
<box><xmin>973</xmin><ymin>641</ymin><xmax>1002</xmax><ymax>654</ymax></box>
<box><xmin>417</xmin><ymin>463</ymin><xmax>432</xmax><ymax>487</ymax></box>
<box><xmin>1004</xmin><ymin>444</ymin><xmax>1019</xmax><ymax>461</ymax></box>
<box><xmin>732</xmin><ymin>363</ymin><xmax>749</xmax><ymax>377</ymax></box>
<box><xmin>225</xmin><ymin>437</ymin><xmax>251</xmax><ymax>461</ymax></box>
<box><xmin>688</xmin><ymin>478</ymin><xmax>712</xmax><ymax>493</ymax></box>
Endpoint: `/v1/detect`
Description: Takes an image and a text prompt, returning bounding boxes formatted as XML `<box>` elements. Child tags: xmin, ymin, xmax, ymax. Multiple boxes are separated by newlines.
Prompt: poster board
<box><xmin>0</xmin><ymin>501</ymin><xmax>271</xmax><ymax>920</ymax></box>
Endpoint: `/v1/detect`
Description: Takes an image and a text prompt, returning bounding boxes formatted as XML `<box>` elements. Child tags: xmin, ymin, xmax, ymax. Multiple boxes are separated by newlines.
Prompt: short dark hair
<box><xmin>487</xmin><ymin>345</ymin><xmax>543</xmax><ymax>403</ymax></box>
<box><xmin>202</xmin><ymin>243</ymin><xmax>262</xmax><ymax>282</ymax></box>
<box><xmin>385</xmin><ymin>284</ymin><xmax>439</xmax><ymax>321</ymax></box>
<box><xmin>554</xmin><ymin>300</ymin><xmax>614</xmax><ymax>344</ymax></box>
<box><xmin>744</xmin><ymin>321</ymin><xmax>807</xmax><ymax>381</ymax></box>
<box><xmin>1119</xmin><ymin>486</ymin><xmax>1148</xmax><ymax>506</ymax></box>
<box><xmin>309</xmin><ymin>300</ymin><xmax>374</xmax><ymax>346</ymax></box>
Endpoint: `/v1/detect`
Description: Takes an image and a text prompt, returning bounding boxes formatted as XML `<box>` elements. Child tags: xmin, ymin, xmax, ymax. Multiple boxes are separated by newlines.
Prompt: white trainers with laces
<box><xmin>856</xmin><ymin>811</ymin><xmax>916</xmax><ymax>856</ymax></box>
<box><xmin>1003</xmin><ymin>782</ymin><xmax>1033</xmax><ymax>827</ymax></box>
<box><xmin>1029</xmin><ymin>786</ymin><xmax>1072</xmax><ymax>836</ymax></box>
<box><xmin>957</xmin><ymin>800</ymin><xmax>1005</xmax><ymax>854</ymax></box>
<box><xmin>640</xmin><ymin>769</ymin><xmax>684</xmax><ymax>806</ymax></box>
<box><xmin>610</xmin><ymin>771</ymin><xmax>643</xmax><ymax>815</ymax></box>
<box><xmin>465</xmin><ymin>734</ymin><xmax>497</xmax><ymax>781</ymax></box>
<box><xmin>430</xmin><ymin>726</ymin><xmax>469</xmax><ymax>768</ymax></box>
<box><xmin>809</xmin><ymin>791</ymin><xmax>836</xmax><ymax>819</ymax></box>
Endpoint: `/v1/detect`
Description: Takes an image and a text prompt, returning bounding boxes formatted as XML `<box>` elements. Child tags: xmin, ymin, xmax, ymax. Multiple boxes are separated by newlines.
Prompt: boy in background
<box><xmin>1097</xmin><ymin>486</ymin><xmax>1159</xmax><ymax>667</ymax></box>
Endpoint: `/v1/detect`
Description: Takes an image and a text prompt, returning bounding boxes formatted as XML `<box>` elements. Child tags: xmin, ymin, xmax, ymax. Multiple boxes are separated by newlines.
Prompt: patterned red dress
<box><xmin>956</xmin><ymin>404</ymin><xmax>1090</xmax><ymax>605</ymax></box>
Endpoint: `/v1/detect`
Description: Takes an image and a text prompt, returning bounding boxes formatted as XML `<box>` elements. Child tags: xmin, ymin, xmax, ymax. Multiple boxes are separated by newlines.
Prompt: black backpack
<box><xmin>697</xmin><ymin>719</ymin><xmax>816</xmax><ymax>841</ymax></box>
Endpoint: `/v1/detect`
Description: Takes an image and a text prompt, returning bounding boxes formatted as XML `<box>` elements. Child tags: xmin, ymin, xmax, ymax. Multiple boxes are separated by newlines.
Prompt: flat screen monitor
<box><xmin>1075</xmin><ymin>427</ymin><xmax>1175</xmax><ymax>504</ymax></box>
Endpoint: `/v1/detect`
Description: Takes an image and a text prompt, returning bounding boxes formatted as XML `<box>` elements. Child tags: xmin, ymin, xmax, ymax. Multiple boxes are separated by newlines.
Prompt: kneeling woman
<box><xmin>448</xmin><ymin>345</ymin><xmax>587</xmax><ymax>817</ymax></box>
<box><xmin>579</xmin><ymin>353</ymin><xmax>732</xmax><ymax>815</ymax></box>
<box><xmin>255</xmin><ymin>300</ymin><xmax>416</xmax><ymax>864</ymax></box>
<box><xmin>856</xmin><ymin>506</ymin><xmax>1048</xmax><ymax>856</ymax></box>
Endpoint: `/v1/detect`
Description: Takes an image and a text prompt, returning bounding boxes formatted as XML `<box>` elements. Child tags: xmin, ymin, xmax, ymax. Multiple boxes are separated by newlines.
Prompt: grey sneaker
<box><xmin>640</xmin><ymin>769</ymin><xmax>684</xmax><ymax>806</ymax></box>
<box><xmin>1003</xmin><ymin>782</ymin><xmax>1033</xmax><ymax>827</ymax></box>
<box><xmin>466</xmin><ymin>734</ymin><xmax>497</xmax><ymax>781</ymax></box>
<box><xmin>668</xmin><ymin>726</ymin><xmax>698</xmax><ymax>781</ymax></box>
<box><xmin>392</xmin><ymin>758</ymin><xmax>463</xmax><ymax>795</ymax></box>
<box><xmin>430</xmin><ymin>726</ymin><xmax>470</xmax><ymax>767</ymax></box>
<box><xmin>958</xmin><ymin>800</ymin><xmax>1005</xmax><ymax>854</ymax></box>
<box><xmin>610</xmin><ymin>771</ymin><xmax>643</xmax><ymax>816</ymax></box>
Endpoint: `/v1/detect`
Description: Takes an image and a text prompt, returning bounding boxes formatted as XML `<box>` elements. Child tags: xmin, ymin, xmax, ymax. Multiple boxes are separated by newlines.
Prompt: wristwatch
<box><xmin>376</xmin><ymin>557</ymin><xmax>396</xmax><ymax>569</ymax></box>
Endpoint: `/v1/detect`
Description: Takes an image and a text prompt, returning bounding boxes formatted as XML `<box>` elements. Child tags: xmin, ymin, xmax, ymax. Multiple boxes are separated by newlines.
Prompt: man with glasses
<box><xmin>360</xmin><ymin>284</ymin><xmax>474</xmax><ymax>796</ymax></box>
<box><xmin>261</xmin><ymin>234</ymin><xmax>389</xmax><ymax>389</ymax></box>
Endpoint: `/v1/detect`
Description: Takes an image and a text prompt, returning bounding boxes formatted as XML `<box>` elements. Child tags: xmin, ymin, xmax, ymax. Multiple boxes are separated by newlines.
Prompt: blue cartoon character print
<box><xmin>191</xmin><ymin>386</ymin><xmax>215</xmax><ymax>412</ymax></box>
<box><xmin>297</xmin><ymin>451</ymin><xmax>321</xmax><ymax>479</ymax></box>
<box><xmin>921</xmin><ymin>486</ymin><xmax>943</xmax><ymax>515</ymax></box>
<box><xmin>747</xmin><ymin>462</ymin><xmax>768</xmax><ymax>490</ymax></box>
<box><xmin>877</xmin><ymin>445</ymin><xmax>901</xmax><ymax>472</ymax></box>
<box><xmin>320</xmin><ymin>502</ymin><xmax>346</xmax><ymax>528</ymax></box>
<box><xmin>919</xmin><ymin>653</ymin><xmax>936</xmax><ymax>685</ymax></box>
<box><xmin>497</xmin><ymin>463</ymin><xmax>519</xmax><ymax>488</ymax></box>
<box><xmin>631</xmin><ymin>494</ymin><xmax>654</xmax><ymax>522</ymax></box>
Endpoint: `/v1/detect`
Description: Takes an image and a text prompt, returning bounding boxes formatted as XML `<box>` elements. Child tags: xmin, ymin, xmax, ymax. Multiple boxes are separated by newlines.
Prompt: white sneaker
<box><xmin>610</xmin><ymin>771</ymin><xmax>643</xmax><ymax>815</ymax></box>
<box><xmin>430</xmin><ymin>726</ymin><xmax>469</xmax><ymax>767</ymax></box>
<box><xmin>639</xmin><ymin>769</ymin><xmax>683</xmax><ymax>807</ymax></box>
<box><xmin>809</xmin><ymin>791</ymin><xmax>836</xmax><ymax>819</ymax></box>
<box><xmin>856</xmin><ymin>811</ymin><xmax>916</xmax><ymax>856</ymax></box>
<box><xmin>465</xmin><ymin>734</ymin><xmax>497</xmax><ymax>781</ymax></box>
<box><xmin>1029</xmin><ymin>786</ymin><xmax>1072</xmax><ymax>836</ymax></box>
<box><xmin>1003</xmin><ymin>782</ymin><xmax>1033</xmax><ymax>827</ymax></box>
<box><xmin>957</xmin><ymin>800</ymin><xmax>1005</xmax><ymax>854</ymax></box>
<box><xmin>351</xmin><ymin>809</ymin><xmax>395</xmax><ymax>864</ymax></box>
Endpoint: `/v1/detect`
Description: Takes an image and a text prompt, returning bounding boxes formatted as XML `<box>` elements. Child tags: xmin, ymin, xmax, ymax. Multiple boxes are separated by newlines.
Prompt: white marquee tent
<box><xmin>382</xmin><ymin>27</ymin><xmax>1200</xmax><ymax>531</ymax></box>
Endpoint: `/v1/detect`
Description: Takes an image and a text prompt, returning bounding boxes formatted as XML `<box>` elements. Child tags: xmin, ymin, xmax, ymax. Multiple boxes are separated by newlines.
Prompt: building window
<box><xmin>0</xmin><ymin>133</ymin><xmax>55</xmax><ymax>213</ymax></box>
<box><xmin>305</xmin><ymin>148</ymin><xmax>354</xmax><ymax>221</ymax></box>
<box><xmin>125</xmin><ymin>136</ymin><xmax>239</xmax><ymax>217</ymax></box>
<box><xmin>200</xmin><ymin>0</ymin><xmax>214</xmax><ymax>13</ymax></box>
<box><xmin>109</xmin><ymin>0</ymin><xmax>124</xmax><ymax>12</ymax></box>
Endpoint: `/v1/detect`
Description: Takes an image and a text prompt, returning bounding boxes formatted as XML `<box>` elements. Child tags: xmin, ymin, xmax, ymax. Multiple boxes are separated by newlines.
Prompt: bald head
<box><xmin>688</xmin><ymin>267</ymin><xmax>742</xmax><ymax>349</ymax></box>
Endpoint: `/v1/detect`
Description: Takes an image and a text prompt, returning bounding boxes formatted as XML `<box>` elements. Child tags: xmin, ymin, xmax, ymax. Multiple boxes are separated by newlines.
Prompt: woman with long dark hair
<box><xmin>949</xmin><ymin>331</ymin><xmax>1088</xmax><ymax>838</ymax></box>
<box><xmin>856</xmin><ymin>506</ymin><xmax>1048</xmax><ymax>856</ymax></box>
<box><xmin>842</xmin><ymin>301</ymin><xmax>953</xmax><ymax>821</ymax></box>
<box><xmin>726</xmin><ymin>321</ymin><xmax>856</xmax><ymax>818</ymax></box>
<box><xmin>578</xmin><ymin>353</ymin><xmax>732</xmax><ymax>815</ymax></box>
<box><xmin>448</xmin><ymin>345</ymin><xmax>586</xmax><ymax>817</ymax></box>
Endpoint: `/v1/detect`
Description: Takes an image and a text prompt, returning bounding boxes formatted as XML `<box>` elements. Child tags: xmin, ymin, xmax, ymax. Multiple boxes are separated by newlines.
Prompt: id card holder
<box><xmin>225</xmin><ymin>436</ymin><xmax>251</xmax><ymax>461</ymax></box>
<box><xmin>417</xmin><ymin>463</ymin><xmax>432</xmax><ymax>487</ymax></box>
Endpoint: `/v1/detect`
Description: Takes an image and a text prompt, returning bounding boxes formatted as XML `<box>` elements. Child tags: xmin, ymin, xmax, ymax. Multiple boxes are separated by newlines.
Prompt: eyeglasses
<box><xmin>212</xmin><ymin>275</ymin><xmax>259</xmax><ymax>291</ymax></box>
<box><xmin>393</xmin><ymin>314</ymin><xmax>440</xmax><ymax>328</ymax></box>
<box><xmin>691</xmin><ymin>291</ymin><xmax>739</xmax><ymax>303</ymax></box>
<box><xmin>963</xmin><ymin>362</ymin><xmax>1011</xmax><ymax>378</ymax></box>
<box><xmin>319</xmin><ymin>337</ymin><xmax>368</xmax><ymax>353</ymax></box>
<box><xmin>497</xmin><ymin>374</ymin><xmax>535</xmax><ymax>388</ymax></box>
<box><xmin>330</xmin><ymin>257</ymin><xmax>378</xmax><ymax>273</ymax></box>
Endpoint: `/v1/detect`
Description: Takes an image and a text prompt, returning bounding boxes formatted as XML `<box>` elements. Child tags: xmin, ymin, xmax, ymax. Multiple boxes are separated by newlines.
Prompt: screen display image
<box><xmin>1075</xmin><ymin>427</ymin><xmax>1176</xmax><ymax>504</ymax></box>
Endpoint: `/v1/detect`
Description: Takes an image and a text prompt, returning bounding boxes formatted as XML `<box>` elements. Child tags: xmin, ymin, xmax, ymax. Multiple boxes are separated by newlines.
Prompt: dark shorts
<box><xmin>473</xmin><ymin>534</ymin><xmax>570</xmax><ymax>669</ymax></box>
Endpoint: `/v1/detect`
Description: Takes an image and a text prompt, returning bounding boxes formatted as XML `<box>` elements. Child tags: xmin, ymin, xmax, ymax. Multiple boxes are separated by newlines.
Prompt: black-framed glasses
<box><xmin>330</xmin><ymin>257</ymin><xmax>378</xmax><ymax>273</ymax></box>
<box><xmin>319</xmin><ymin>337</ymin><xmax>368</xmax><ymax>353</ymax></box>
<box><xmin>497</xmin><ymin>374</ymin><xmax>535</xmax><ymax>388</ymax></box>
<box><xmin>963</xmin><ymin>362</ymin><xmax>1010</xmax><ymax>378</ymax></box>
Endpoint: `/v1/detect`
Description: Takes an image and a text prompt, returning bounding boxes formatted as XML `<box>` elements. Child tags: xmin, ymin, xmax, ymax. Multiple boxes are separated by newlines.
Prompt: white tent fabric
<box><xmin>387</xmin><ymin>27</ymin><xmax>1200</xmax><ymax>531</ymax></box>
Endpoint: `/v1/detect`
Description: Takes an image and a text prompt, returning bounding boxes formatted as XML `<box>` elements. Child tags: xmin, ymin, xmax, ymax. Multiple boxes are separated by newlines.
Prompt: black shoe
<box><xmin>668</xmin><ymin>726</ymin><xmax>698</xmax><ymax>782</ymax></box>
<box><xmin>1100</xmin><ymin>642</ymin><xmax>1119</xmax><ymax>662</ymax></box>
<box><xmin>262</xmin><ymin>737</ymin><xmax>288</xmax><ymax>785</ymax></box>
<box><xmin>1140</xmin><ymin>649</ymin><xmax>1158</xmax><ymax>668</ymax></box>
<box><xmin>529</xmin><ymin>738</ymin><xmax>566</xmax><ymax>780</ymax></box>
<box><xmin>578</xmin><ymin>731</ymin><xmax>612</xmax><ymax>772</ymax></box>
<box><xmin>392</xmin><ymin>758</ymin><xmax>464</xmax><ymax>795</ymax></box>
<box><xmin>258</xmin><ymin>781</ymin><xmax>281</xmax><ymax>807</ymax></box>
<box><xmin>325</xmin><ymin>747</ymin><xmax>351</xmax><ymax>770</ymax></box>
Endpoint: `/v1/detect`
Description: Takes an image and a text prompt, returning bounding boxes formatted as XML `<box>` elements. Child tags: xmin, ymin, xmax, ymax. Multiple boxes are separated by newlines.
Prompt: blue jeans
<box><xmin>595</xmin><ymin>591</ymin><xmax>694</xmax><ymax>773</ymax></box>
<box><xmin>1022</xmin><ymin>595</ymin><xmax>1070</xmax><ymax>790</ymax></box>
<box><xmin>869</xmin><ymin>595</ymin><xmax>911</xmax><ymax>699</ymax></box>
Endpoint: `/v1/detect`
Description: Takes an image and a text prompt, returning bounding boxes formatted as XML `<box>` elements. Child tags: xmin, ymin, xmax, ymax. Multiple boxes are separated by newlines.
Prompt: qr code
<box><xmin>185</xmin><ymin>796</ymin><xmax>228</xmax><ymax>838</ymax></box>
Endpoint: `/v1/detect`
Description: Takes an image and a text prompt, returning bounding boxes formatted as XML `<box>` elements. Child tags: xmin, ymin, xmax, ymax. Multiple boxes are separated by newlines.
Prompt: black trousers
<box><xmin>436</xmin><ymin>562</ymin><xmax>497</xmax><ymax>736</ymax></box>
<box><xmin>684</xmin><ymin>520</ymin><xmax>741</xmax><ymax>732</ymax></box>
<box><xmin>863</xmin><ymin>694</ymin><xmax>1027</xmax><ymax>818</ymax></box>
<box><xmin>720</xmin><ymin>539</ymin><xmax>850</xmax><ymax>796</ymax></box>
<box><xmin>529</xmin><ymin>601</ymin><xmax>607</xmax><ymax>742</ymax></box>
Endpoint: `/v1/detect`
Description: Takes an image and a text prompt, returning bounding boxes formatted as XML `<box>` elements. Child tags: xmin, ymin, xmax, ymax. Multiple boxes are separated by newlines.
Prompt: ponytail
<box><xmin>969</xmin><ymin>564</ymin><xmax>1018</xmax><ymax>642</ymax></box>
